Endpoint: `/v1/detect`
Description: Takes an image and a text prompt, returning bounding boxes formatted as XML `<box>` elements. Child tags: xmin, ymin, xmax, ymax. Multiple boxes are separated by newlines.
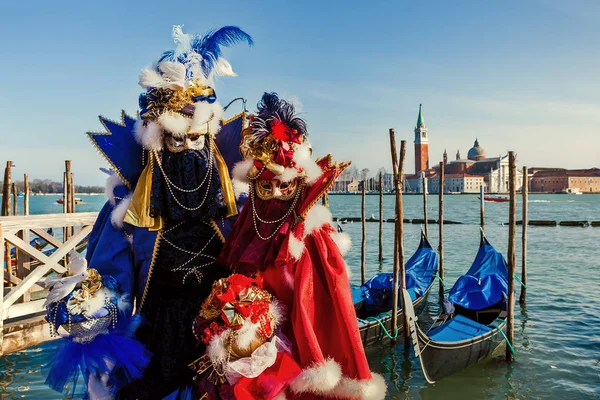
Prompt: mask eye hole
<box><xmin>187</xmin><ymin>134</ymin><xmax>202</xmax><ymax>142</ymax></box>
<box><xmin>259</xmin><ymin>181</ymin><xmax>273</xmax><ymax>191</ymax></box>
<box><xmin>279</xmin><ymin>182</ymin><xmax>290</xmax><ymax>190</ymax></box>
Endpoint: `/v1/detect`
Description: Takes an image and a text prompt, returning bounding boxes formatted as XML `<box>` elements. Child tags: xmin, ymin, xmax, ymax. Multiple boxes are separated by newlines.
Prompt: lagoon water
<box><xmin>1</xmin><ymin>193</ymin><xmax>599</xmax><ymax>399</ymax></box>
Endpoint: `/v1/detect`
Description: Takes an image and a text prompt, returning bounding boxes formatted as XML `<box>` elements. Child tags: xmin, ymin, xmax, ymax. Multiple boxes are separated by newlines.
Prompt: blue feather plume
<box><xmin>159</xmin><ymin>26</ymin><xmax>253</xmax><ymax>80</ymax></box>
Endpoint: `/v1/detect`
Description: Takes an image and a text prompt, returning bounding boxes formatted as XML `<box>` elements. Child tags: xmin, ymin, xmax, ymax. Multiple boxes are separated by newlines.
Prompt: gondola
<box><xmin>352</xmin><ymin>231</ymin><xmax>439</xmax><ymax>347</ymax></box>
<box><xmin>403</xmin><ymin>230</ymin><xmax>509</xmax><ymax>383</ymax></box>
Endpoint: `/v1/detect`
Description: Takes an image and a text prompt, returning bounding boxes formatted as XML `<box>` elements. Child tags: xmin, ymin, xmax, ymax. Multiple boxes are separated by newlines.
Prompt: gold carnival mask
<box><xmin>254</xmin><ymin>178</ymin><xmax>301</xmax><ymax>201</ymax></box>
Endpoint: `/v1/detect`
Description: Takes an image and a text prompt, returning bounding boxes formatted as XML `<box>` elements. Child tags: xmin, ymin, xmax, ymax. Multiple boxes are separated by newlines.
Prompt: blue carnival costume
<box><xmin>45</xmin><ymin>26</ymin><xmax>252</xmax><ymax>400</ymax></box>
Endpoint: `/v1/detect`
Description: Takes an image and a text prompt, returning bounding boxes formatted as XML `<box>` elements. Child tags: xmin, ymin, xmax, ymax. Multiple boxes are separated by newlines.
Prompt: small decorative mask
<box><xmin>254</xmin><ymin>178</ymin><xmax>301</xmax><ymax>201</ymax></box>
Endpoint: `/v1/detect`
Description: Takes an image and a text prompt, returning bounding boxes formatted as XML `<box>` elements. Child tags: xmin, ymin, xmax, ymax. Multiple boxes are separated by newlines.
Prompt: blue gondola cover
<box><xmin>448</xmin><ymin>240</ymin><xmax>508</xmax><ymax>311</ymax></box>
<box><xmin>360</xmin><ymin>237</ymin><xmax>438</xmax><ymax>312</ymax></box>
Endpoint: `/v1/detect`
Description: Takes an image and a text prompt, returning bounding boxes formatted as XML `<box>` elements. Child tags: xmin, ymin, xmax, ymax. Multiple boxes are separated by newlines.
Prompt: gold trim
<box><xmin>208</xmin><ymin>219</ymin><xmax>226</xmax><ymax>244</ymax></box>
<box><xmin>221</xmin><ymin>111</ymin><xmax>246</xmax><ymax>127</ymax></box>
<box><xmin>86</xmin><ymin>111</ymin><xmax>138</xmax><ymax>190</ymax></box>
<box><xmin>212</xmin><ymin>138</ymin><xmax>237</xmax><ymax>218</ymax></box>
<box><xmin>139</xmin><ymin>229</ymin><xmax>162</xmax><ymax>311</ymax></box>
<box><xmin>300</xmin><ymin>155</ymin><xmax>351</xmax><ymax>218</ymax></box>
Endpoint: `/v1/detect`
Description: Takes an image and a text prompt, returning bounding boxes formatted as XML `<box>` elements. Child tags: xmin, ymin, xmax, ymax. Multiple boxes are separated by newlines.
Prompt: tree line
<box><xmin>0</xmin><ymin>179</ymin><xmax>104</xmax><ymax>194</ymax></box>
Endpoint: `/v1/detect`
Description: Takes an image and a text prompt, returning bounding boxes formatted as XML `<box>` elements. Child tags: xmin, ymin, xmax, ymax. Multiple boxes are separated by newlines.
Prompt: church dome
<box><xmin>468</xmin><ymin>139</ymin><xmax>485</xmax><ymax>161</ymax></box>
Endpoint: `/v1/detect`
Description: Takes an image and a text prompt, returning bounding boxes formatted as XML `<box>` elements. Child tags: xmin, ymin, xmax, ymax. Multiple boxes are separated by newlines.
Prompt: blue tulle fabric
<box><xmin>45</xmin><ymin>327</ymin><xmax>152</xmax><ymax>397</ymax></box>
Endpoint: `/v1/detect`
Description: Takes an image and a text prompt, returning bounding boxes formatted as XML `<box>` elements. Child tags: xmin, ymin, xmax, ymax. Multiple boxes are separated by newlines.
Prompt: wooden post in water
<box><xmin>438</xmin><ymin>162</ymin><xmax>445</xmax><ymax>298</ymax></box>
<box><xmin>20</xmin><ymin>174</ymin><xmax>31</xmax><ymax>301</ymax></box>
<box><xmin>378</xmin><ymin>172</ymin><xmax>383</xmax><ymax>263</ymax></box>
<box><xmin>480</xmin><ymin>184</ymin><xmax>485</xmax><ymax>229</ymax></box>
<box><xmin>2</xmin><ymin>162</ymin><xmax>12</xmax><ymax>283</ymax></box>
<box><xmin>361</xmin><ymin>180</ymin><xmax>367</xmax><ymax>285</ymax></box>
<box><xmin>64</xmin><ymin>160</ymin><xmax>72</xmax><ymax>240</ymax></box>
<box><xmin>422</xmin><ymin>175</ymin><xmax>428</xmax><ymax>237</ymax></box>
<box><xmin>2</xmin><ymin>161</ymin><xmax>12</xmax><ymax>216</ymax></box>
<box><xmin>11</xmin><ymin>183</ymin><xmax>17</xmax><ymax>216</ymax></box>
<box><xmin>23</xmin><ymin>174</ymin><xmax>29</xmax><ymax>216</ymax></box>
<box><xmin>520</xmin><ymin>166</ymin><xmax>528</xmax><ymax>305</ymax></box>
<box><xmin>506</xmin><ymin>151</ymin><xmax>517</xmax><ymax>362</ymax></box>
<box><xmin>389</xmin><ymin>129</ymin><xmax>400</xmax><ymax>343</ymax></box>
<box><xmin>321</xmin><ymin>192</ymin><xmax>329</xmax><ymax>207</ymax></box>
<box><xmin>398</xmin><ymin>140</ymin><xmax>408</xmax><ymax>346</ymax></box>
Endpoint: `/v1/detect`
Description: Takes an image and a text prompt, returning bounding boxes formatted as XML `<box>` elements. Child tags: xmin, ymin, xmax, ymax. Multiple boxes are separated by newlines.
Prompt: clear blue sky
<box><xmin>1</xmin><ymin>0</ymin><xmax>599</xmax><ymax>185</ymax></box>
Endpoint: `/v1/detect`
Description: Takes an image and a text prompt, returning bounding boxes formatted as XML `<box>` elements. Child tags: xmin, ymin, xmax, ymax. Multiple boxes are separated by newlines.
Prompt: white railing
<box><xmin>0</xmin><ymin>212</ymin><xmax>98</xmax><ymax>353</ymax></box>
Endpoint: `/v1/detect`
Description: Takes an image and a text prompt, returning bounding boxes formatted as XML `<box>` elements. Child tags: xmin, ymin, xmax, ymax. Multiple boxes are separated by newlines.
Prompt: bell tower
<box><xmin>414</xmin><ymin>104</ymin><xmax>429</xmax><ymax>175</ymax></box>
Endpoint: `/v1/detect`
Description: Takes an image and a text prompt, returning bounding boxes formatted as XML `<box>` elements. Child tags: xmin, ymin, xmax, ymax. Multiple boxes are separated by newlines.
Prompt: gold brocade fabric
<box><xmin>123</xmin><ymin>153</ymin><xmax>163</xmax><ymax>230</ymax></box>
<box><xmin>122</xmin><ymin>138</ymin><xmax>237</xmax><ymax>228</ymax></box>
<box><xmin>212</xmin><ymin>142</ymin><xmax>237</xmax><ymax>218</ymax></box>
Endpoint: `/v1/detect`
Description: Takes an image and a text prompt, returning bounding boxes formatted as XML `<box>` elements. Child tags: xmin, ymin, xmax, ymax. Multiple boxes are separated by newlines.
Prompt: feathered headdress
<box><xmin>135</xmin><ymin>25</ymin><xmax>253</xmax><ymax>151</ymax></box>
<box><xmin>233</xmin><ymin>93</ymin><xmax>322</xmax><ymax>184</ymax></box>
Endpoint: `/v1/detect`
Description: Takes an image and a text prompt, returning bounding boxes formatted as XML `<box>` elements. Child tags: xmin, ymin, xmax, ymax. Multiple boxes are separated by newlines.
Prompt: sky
<box><xmin>1</xmin><ymin>0</ymin><xmax>599</xmax><ymax>185</ymax></box>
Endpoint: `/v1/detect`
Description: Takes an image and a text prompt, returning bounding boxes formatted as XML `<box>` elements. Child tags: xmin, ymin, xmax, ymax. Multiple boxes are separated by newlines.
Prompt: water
<box><xmin>1</xmin><ymin>194</ymin><xmax>599</xmax><ymax>399</ymax></box>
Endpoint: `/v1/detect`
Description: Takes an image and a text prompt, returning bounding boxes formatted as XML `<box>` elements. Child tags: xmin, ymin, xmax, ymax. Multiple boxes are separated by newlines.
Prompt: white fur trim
<box><xmin>288</xmin><ymin>234</ymin><xmax>305</xmax><ymax>261</ymax></box>
<box><xmin>134</xmin><ymin>119</ymin><xmax>163</xmax><ymax>151</ymax></box>
<box><xmin>191</xmin><ymin>102</ymin><xmax>224</xmax><ymax>136</ymax></box>
<box><xmin>207</xmin><ymin>330</ymin><xmax>231</xmax><ymax>366</ymax></box>
<box><xmin>232</xmin><ymin>159</ymin><xmax>254</xmax><ymax>184</ymax></box>
<box><xmin>330</xmin><ymin>232</ymin><xmax>352</xmax><ymax>256</ymax></box>
<box><xmin>105</xmin><ymin>173</ymin><xmax>125</xmax><ymax>206</ymax></box>
<box><xmin>234</xmin><ymin>319</ymin><xmax>258</xmax><ymax>352</ymax></box>
<box><xmin>110</xmin><ymin>194</ymin><xmax>132</xmax><ymax>229</ymax></box>
<box><xmin>232</xmin><ymin>179</ymin><xmax>249</xmax><ymax>200</ymax></box>
<box><xmin>330</xmin><ymin>373</ymin><xmax>387</xmax><ymax>400</ymax></box>
<box><xmin>290</xmin><ymin>359</ymin><xmax>342</xmax><ymax>395</ymax></box>
<box><xmin>279</xmin><ymin>167</ymin><xmax>300</xmax><ymax>183</ymax></box>
<box><xmin>158</xmin><ymin>112</ymin><xmax>192</xmax><ymax>137</ymax></box>
<box><xmin>269</xmin><ymin>299</ymin><xmax>286</xmax><ymax>327</ymax></box>
<box><xmin>304</xmin><ymin>204</ymin><xmax>333</xmax><ymax>235</ymax></box>
<box><xmin>272</xmin><ymin>392</ymin><xmax>287</xmax><ymax>400</ymax></box>
<box><xmin>293</xmin><ymin>141</ymin><xmax>322</xmax><ymax>185</ymax></box>
<box><xmin>116</xmin><ymin>293</ymin><xmax>132</xmax><ymax>314</ymax></box>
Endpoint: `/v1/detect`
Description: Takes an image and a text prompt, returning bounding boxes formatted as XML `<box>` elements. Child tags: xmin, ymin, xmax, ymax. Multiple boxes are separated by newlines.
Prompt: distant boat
<box><xmin>479</xmin><ymin>195</ymin><xmax>509</xmax><ymax>203</ymax></box>
<box><xmin>564</xmin><ymin>188</ymin><xmax>583</xmax><ymax>195</ymax></box>
<box><xmin>404</xmin><ymin>231</ymin><xmax>508</xmax><ymax>383</ymax></box>
<box><xmin>56</xmin><ymin>197</ymin><xmax>84</xmax><ymax>205</ymax></box>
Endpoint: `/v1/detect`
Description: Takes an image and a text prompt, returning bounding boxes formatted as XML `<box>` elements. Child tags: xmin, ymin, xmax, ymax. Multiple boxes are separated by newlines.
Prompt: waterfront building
<box><xmin>429</xmin><ymin>174</ymin><xmax>485</xmax><ymax>194</ymax></box>
<box><xmin>529</xmin><ymin>168</ymin><xmax>600</xmax><ymax>193</ymax></box>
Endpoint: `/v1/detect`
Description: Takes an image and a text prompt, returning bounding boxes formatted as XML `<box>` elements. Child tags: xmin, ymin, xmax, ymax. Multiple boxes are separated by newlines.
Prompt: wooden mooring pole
<box><xmin>23</xmin><ymin>174</ymin><xmax>29</xmax><ymax>216</ymax></box>
<box><xmin>438</xmin><ymin>162</ymin><xmax>445</xmax><ymax>298</ymax></box>
<box><xmin>422</xmin><ymin>175</ymin><xmax>428</xmax><ymax>237</ymax></box>
<box><xmin>520</xmin><ymin>166</ymin><xmax>528</xmax><ymax>305</ymax></box>
<box><xmin>506</xmin><ymin>151</ymin><xmax>517</xmax><ymax>362</ymax></box>
<box><xmin>398</xmin><ymin>141</ymin><xmax>408</xmax><ymax>346</ymax></box>
<box><xmin>321</xmin><ymin>192</ymin><xmax>329</xmax><ymax>207</ymax></box>
<box><xmin>361</xmin><ymin>180</ymin><xmax>367</xmax><ymax>285</ymax></box>
<box><xmin>11</xmin><ymin>183</ymin><xmax>17</xmax><ymax>216</ymax></box>
<box><xmin>378</xmin><ymin>173</ymin><xmax>383</xmax><ymax>263</ymax></box>
<box><xmin>2</xmin><ymin>161</ymin><xmax>12</xmax><ymax>216</ymax></box>
<box><xmin>480</xmin><ymin>184</ymin><xmax>485</xmax><ymax>229</ymax></box>
<box><xmin>389</xmin><ymin>129</ymin><xmax>400</xmax><ymax>343</ymax></box>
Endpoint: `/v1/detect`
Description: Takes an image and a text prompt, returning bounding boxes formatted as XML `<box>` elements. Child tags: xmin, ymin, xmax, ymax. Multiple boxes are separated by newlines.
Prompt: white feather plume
<box><xmin>214</xmin><ymin>58</ymin><xmax>237</xmax><ymax>77</ymax></box>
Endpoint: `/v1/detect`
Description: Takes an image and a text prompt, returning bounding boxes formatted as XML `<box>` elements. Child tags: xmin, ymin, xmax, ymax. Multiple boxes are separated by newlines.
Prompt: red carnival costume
<box><xmin>215</xmin><ymin>93</ymin><xmax>386</xmax><ymax>399</ymax></box>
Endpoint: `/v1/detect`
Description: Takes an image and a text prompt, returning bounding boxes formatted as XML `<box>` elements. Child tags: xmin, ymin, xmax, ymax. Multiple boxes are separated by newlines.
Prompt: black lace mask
<box><xmin>150</xmin><ymin>145</ymin><xmax>226</xmax><ymax>221</ymax></box>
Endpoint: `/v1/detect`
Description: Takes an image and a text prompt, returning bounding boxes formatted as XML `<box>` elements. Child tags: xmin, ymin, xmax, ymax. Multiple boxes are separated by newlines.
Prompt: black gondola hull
<box><xmin>413</xmin><ymin>318</ymin><xmax>506</xmax><ymax>383</ymax></box>
<box><xmin>358</xmin><ymin>283</ymin><xmax>433</xmax><ymax>347</ymax></box>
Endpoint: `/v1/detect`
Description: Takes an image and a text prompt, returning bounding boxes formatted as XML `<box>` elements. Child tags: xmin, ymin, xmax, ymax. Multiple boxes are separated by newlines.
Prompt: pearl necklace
<box><xmin>250</xmin><ymin>183</ymin><xmax>303</xmax><ymax>241</ymax></box>
<box><xmin>153</xmin><ymin>137</ymin><xmax>215</xmax><ymax>211</ymax></box>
